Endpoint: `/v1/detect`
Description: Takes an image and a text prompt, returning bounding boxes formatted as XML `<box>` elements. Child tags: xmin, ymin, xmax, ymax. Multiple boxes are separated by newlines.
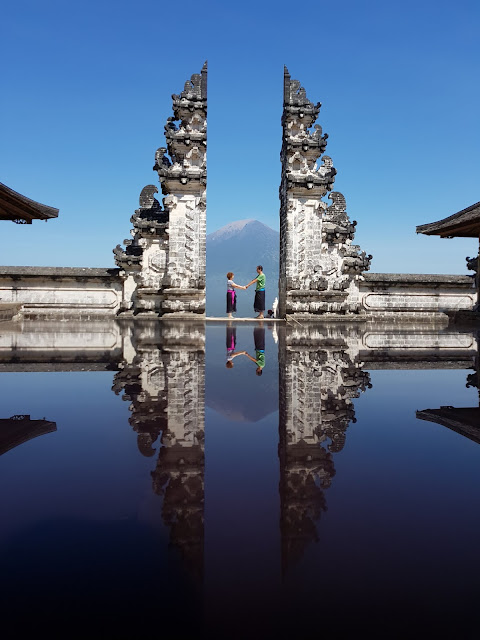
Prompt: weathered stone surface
<box><xmin>363</xmin><ymin>273</ymin><xmax>473</xmax><ymax>285</ymax></box>
<box><xmin>112</xmin><ymin>320</ymin><xmax>205</xmax><ymax>576</ymax></box>
<box><xmin>278</xmin><ymin>323</ymin><xmax>371</xmax><ymax>569</ymax></box>
<box><xmin>115</xmin><ymin>63</ymin><xmax>207</xmax><ymax>317</ymax></box>
<box><xmin>279</xmin><ymin>67</ymin><xmax>372</xmax><ymax>318</ymax></box>
<box><xmin>0</xmin><ymin>268</ymin><xmax>123</xmax><ymax>317</ymax></box>
<box><xmin>0</xmin><ymin>266</ymin><xmax>120</xmax><ymax>278</ymax></box>
<box><xmin>359</xmin><ymin>274</ymin><xmax>475</xmax><ymax>316</ymax></box>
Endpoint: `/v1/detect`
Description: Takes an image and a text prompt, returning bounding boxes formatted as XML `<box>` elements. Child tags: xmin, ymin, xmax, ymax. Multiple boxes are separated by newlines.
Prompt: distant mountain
<box><xmin>206</xmin><ymin>220</ymin><xmax>279</xmax><ymax>317</ymax></box>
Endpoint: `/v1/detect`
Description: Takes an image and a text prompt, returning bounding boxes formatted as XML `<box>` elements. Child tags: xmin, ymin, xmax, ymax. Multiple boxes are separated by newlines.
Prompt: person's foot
<box><xmin>255</xmin><ymin>314</ymin><xmax>264</xmax><ymax>319</ymax></box>
<box><xmin>227</xmin><ymin>313</ymin><xmax>232</xmax><ymax>318</ymax></box>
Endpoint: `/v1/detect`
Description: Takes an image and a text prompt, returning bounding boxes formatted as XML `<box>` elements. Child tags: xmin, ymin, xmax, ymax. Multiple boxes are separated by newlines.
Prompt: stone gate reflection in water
<box><xmin>279</xmin><ymin>325</ymin><xmax>372</xmax><ymax>570</ymax></box>
<box><xmin>112</xmin><ymin>321</ymin><xmax>205</xmax><ymax>577</ymax></box>
<box><xmin>1</xmin><ymin>319</ymin><xmax>478</xmax><ymax>580</ymax></box>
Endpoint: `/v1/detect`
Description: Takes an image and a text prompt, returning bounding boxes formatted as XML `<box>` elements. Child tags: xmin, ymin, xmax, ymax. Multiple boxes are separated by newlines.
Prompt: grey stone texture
<box><xmin>279</xmin><ymin>67</ymin><xmax>372</xmax><ymax>318</ymax></box>
<box><xmin>0</xmin><ymin>267</ymin><xmax>123</xmax><ymax>318</ymax></box>
<box><xmin>115</xmin><ymin>63</ymin><xmax>207</xmax><ymax>316</ymax></box>
<box><xmin>112</xmin><ymin>320</ymin><xmax>205</xmax><ymax>576</ymax></box>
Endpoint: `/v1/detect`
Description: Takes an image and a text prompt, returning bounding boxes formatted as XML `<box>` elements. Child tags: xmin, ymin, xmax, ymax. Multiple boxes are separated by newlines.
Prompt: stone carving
<box><xmin>279</xmin><ymin>67</ymin><xmax>372</xmax><ymax>317</ymax></box>
<box><xmin>278</xmin><ymin>324</ymin><xmax>371</xmax><ymax>571</ymax></box>
<box><xmin>113</xmin><ymin>185</ymin><xmax>169</xmax><ymax>313</ymax></box>
<box><xmin>114</xmin><ymin>63</ymin><xmax>207</xmax><ymax>316</ymax></box>
<box><xmin>466</xmin><ymin>255</ymin><xmax>478</xmax><ymax>280</ymax></box>
<box><xmin>113</xmin><ymin>321</ymin><xmax>205</xmax><ymax>577</ymax></box>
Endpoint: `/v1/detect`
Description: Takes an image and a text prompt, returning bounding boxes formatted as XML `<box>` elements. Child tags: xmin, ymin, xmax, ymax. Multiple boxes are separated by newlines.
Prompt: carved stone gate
<box><xmin>109</xmin><ymin>64</ymin><xmax>473</xmax><ymax>321</ymax></box>
<box><xmin>279</xmin><ymin>67</ymin><xmax>372</xmax><ymax>318</ymax></box>
<box><xmin>114</xmin><ymin>63</ymin><xmax>207</xmax><ymax>316</ymax></box>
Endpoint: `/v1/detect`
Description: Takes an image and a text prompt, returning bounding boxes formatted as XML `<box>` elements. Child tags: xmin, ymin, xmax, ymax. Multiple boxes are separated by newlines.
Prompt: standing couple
<box><xmin>226</xmin><ymin>265</ymin><xmax>266</xmax><ymax>319</ymax></box>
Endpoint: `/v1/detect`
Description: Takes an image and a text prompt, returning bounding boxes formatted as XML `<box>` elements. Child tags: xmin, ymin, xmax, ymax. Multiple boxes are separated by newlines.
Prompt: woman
<box><xmin>226</xmin><ymin>272</ymin><xmax>246</xmax><ymax>318</ymax></box>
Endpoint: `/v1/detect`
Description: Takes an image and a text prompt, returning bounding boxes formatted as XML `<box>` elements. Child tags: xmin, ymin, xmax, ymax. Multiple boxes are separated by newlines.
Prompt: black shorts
<box><xmin>254</xmin><ymin>290</ymin><xmax>265</xmax><ymax>312</ymax></box>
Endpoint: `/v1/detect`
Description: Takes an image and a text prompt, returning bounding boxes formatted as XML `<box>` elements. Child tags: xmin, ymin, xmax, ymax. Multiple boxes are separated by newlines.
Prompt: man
<box><xmin>238</xmin><ymin>325</ymin><xmax>266</xmax><ymax>376</ymax></box>
<box><xmin>246</xmin><ymin>265</ymin><xmax>266</xmax><ymax>319</ymax></box>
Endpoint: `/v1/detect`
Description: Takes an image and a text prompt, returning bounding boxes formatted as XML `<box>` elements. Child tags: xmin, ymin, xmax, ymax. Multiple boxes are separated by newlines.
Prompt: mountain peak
<box><xmin>207</xmin><ymin>219</ymin><xmax>275</xmax><ymax>243</ymax></box>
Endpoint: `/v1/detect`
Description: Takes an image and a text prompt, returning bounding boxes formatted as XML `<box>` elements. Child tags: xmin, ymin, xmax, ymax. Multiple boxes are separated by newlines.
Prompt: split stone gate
<box><xmin>0</xmin><ymin>63</ymin><xmax>473</xmax><ymax>320</ymax></box>
<box><xmin>113</xmin><ymin>63</ymin><xmax>374</xmax><ymax>319</ymax></box>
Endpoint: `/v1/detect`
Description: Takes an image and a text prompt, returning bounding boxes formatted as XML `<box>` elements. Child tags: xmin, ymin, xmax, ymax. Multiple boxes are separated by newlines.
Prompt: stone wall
<box><xmin>359</xmin><ymin>273</ymin><xmax>475</xmax><ymax>319</ymax></box>
<box><xmin>0</xmin><ymin>267</ymin><xmax>474</xmax><ymax>321</ymax></box>
<box><xmin>0</xmin><ymin>267</ymin><xmax>122</xmax><ymax>319</ymax></box>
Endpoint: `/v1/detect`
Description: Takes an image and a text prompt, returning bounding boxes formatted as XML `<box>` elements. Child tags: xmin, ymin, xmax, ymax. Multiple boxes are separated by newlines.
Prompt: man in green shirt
<box><xmin>239</xmin><ymin>325</ymin><xmax>266</xmax><ymax>376</ymax></box>
<box><xmin>246</xmin><ymin>265</ymin><xmax>266</xmax><ymax>319</ymax></box>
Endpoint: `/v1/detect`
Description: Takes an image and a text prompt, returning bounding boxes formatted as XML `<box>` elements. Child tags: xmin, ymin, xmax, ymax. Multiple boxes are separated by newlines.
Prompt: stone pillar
<box><xmin>278</xmin><ymin>324</ymin><xmax>371</xmax><ymax>572</ymax></box>
<box><xmin>154</xmin><ymin>63</ymin><xmax>207</xmax><ymax>315</ymax></box>
<box><xmin>279</xmin><ymin>67</ymin><xmax>372</xmax><ymax>318</ymax></box>
<box><xmin>114</xmin><ymin>63</ymin><xmax>207</xmax><ymax>316</ymax></box>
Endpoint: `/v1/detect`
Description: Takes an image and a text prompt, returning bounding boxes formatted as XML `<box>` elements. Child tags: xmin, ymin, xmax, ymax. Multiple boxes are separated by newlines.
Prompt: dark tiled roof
<box><xmin>417</xmin><ymin>407</ymin><xmax>480</xmax><ymax>445</ymax></box>
<box><xmin>416</xmin><ymin>201</ymin><xmax>480</xmax><ymax>237</ymax></box>
<box><xmin>0</xmin><ymin>182</ymin><xmax>59</xmax><ymax>223</ymax></box>
<box><xmin>0</xmin><ymin>416</ymin><xmax>57</xmax><ymax>456</ymax></box>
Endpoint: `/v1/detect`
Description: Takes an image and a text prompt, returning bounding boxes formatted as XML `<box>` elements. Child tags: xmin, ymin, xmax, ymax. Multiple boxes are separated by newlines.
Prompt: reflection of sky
<box><xmin>205</xmin><ymin>324</ymin><xmax>278</xmax><ymax>422</ymax></box>
<box><xmin>1</xmin><ymin>334</ymin><xmax>480</xmax><ymax>635</ymax></box>
<box><xmin>0</xmin><ymin>371</ymin><xmax>162</xmax><ymax>538</ymax></box>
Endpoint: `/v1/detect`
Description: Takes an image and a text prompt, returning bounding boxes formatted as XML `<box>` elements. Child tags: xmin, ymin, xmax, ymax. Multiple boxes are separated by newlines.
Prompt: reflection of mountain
<box><xmin>206</xmin><ymin>355</ymin><xmax>278</xmax><ymax>421</ymax></box>
<box><xmin>206</xmin><ymin>379</ymin><xmax>278</xmax><ymax>423</ymax></box>
<box><xmin>205</xmin><ymin>324</ymin><xmax>279</xmax><ymax>423</ymax></box>
<box><xmin>206</xmin><ymin>220</ymin><xmax>279</xmax><ymax>317</ymax></box>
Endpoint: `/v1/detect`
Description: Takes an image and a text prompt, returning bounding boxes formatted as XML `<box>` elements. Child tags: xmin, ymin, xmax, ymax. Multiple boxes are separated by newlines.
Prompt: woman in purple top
<box><xmin>226</xmin><ymin>272</ymin><xmax>246</xmax><ymax>318</ymax></box>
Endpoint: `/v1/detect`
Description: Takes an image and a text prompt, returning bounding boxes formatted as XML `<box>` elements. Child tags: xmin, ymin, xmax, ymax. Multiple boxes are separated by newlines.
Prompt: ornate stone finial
<box><xmin>327</xmin><ymin>191</ymin><xmax>347</xmax><ymax>216</ymax></box>
<box><xmin>466</xmin><ymin>256</ymin><xmax>478</xmax><ymax>273</ymax></box>
<box><xmin>172</xmin><ymin>61</ymin><xmax>208</xmax><ymax>105</ymax></box>
<box><xmin>283</xmin><ymin>66</ymin><xmax>321</xmax><ymax>118</ymax></box>
<box><xmin>139</xmin><ymin>185</ymin><xmax>159</xmax><ymax>209</ymax></box>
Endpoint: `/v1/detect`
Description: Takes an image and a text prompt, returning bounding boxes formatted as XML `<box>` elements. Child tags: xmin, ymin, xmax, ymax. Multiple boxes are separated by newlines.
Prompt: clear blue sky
<box><xmin>1</xmin><ymin>0</ymin><xmax>479</xmax><ymax>273</ymax></box>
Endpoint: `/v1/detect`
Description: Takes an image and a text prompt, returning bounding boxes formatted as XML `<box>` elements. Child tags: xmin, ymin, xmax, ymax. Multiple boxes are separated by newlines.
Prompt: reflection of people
<box><xmin>225</xmin><ymin>323</ymin><xmax>244</xmax><ymax>368</ymax></box>
<box><xmin>245</xmin><ymin>266</ymin><xmax>266</xmax><ymax>319</ymax></box>
<box><xmin>226</xmin><ymin>272</ymin><xmax>246</xmax><ymax>318</ymax></box>
<box><xmin>239</xmin><ymin>325</ymin><xmax>266</xmax><ymax>375</ymax></box>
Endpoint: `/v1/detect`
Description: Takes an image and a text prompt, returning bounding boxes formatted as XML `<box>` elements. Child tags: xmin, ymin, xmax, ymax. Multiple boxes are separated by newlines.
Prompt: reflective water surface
<box><xmin>1</xmin><ymin>319</ymin><xmax>480</xmax><ymax>638</ymax></box>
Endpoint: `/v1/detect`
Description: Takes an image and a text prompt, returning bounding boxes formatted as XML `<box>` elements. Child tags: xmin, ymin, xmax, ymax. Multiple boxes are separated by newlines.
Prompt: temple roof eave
<box><xmin>416</xmin><ymin>201</ymin><xmax>480</xmax><ymax>238</ymax></box>
<box><xmin>0</xmin><ymin>182</ymin><xmax>59</xmax><ymax>223</ymax></box>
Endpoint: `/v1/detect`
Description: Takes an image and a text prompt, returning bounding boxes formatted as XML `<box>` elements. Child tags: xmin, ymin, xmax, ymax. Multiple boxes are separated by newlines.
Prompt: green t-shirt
<box><xmin>255</xmin><ymin>350</ymin><xmax>266</xmax><ymax>368</ymax></box>
<box><xmin>255</xmin><ymin>273</ymin><xmax>266</xmax><ymax>291</ymax></box>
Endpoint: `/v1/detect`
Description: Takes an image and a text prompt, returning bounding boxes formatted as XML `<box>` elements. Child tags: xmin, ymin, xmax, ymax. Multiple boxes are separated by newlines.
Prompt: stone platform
<box><xmin>0</xmin><ymin>303</ymin><xmax>23</xmax><ymax>322</ymax></box>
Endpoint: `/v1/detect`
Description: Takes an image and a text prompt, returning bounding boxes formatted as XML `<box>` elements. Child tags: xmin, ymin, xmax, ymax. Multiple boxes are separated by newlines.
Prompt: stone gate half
<box><xmin>114</xmin><ymin>63</ymin><xmax>207</xmax><ymax>316</ymax></box>
<box><xmin>279</xmin><ymin>67</ymin><xmax>372</xmax><ymax>318</ymax></box>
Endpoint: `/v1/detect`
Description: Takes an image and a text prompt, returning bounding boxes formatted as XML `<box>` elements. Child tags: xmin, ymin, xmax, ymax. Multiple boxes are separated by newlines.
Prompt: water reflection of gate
<box><xmin>112</xmin><ymin>321</ymin><xmax>205</xmax><ymax>578</ymax></box>
<box><xmin>279</xmin><ymin>325</ymin><xmax>372</xmax><ymax>571</ymax></box>
<box><xmin>1</xmin><ymin>319</ymin><xmax>478</xmax><ymax>580</ymax></box>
